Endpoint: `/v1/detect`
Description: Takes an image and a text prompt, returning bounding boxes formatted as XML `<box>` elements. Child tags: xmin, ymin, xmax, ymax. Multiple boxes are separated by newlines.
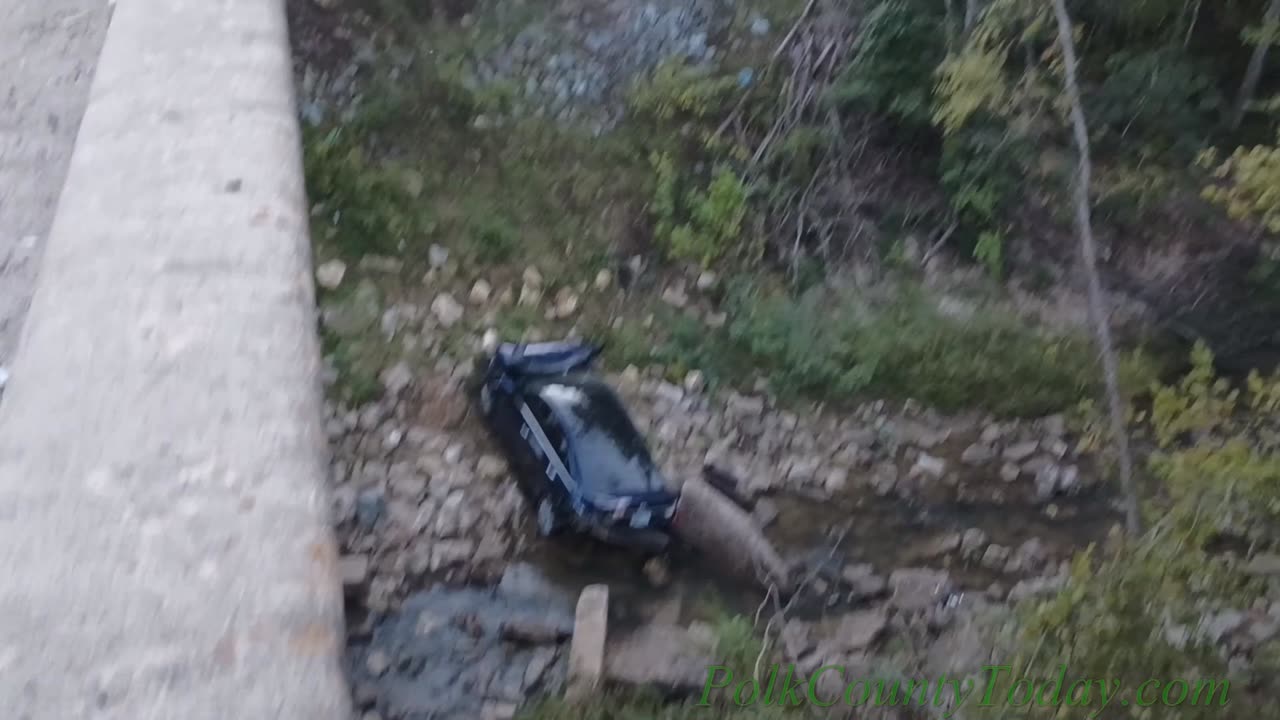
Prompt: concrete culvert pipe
<box><xmin>671</xmin><ymin>477</ymin><xmax>796</xmax><ymax>596</ymax></box>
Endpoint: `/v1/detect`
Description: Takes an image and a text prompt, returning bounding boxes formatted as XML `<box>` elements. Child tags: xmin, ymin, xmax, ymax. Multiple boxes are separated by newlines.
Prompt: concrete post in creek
<box><xmin>672</xmin><ymin>477</ymin><xmax>795</xmax><ymax>596</ymax></box>
<box><xmin>567</xmin><ymin>584</ymin><xmax>609</xmax><ymax>702</ymax></box>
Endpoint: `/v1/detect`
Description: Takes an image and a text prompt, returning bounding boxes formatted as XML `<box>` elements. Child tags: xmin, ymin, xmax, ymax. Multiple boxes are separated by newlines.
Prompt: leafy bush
<box><xmin>1016</xmin><ymin>346</ymin><xmax>1280</xmax><ymax>718</ymax></box>
<box><xmin>650</xmin><ymin>153</ymin><xmax>752</xmax><ymax>267</ymax></box>
<box><xmin>303</xmin><ymin>128</ymin><xmax>429</xmax><ymax>259</ymax></box>
<box><xmin>1202</xmin><ymin>131</ymin><xmax>1280</xmax><ymax>233</ymax></box>
<box><xmin>831</xmin><ymin>0</ymin><xmax>945</xmax><ymax>128</ymax></box>
<box><xmin>1090</xmin><ymin>48</ymin><xmax>1222</xmax><ymax>159</ymax></box>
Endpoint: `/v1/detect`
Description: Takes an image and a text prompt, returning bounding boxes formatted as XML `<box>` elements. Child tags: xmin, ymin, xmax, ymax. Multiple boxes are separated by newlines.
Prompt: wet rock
<box><xmin>1003</xmin><ymin>440</ymin><xmax>1039</xmax><ymax>462</ymax></box>
<box><xmin>499</xmin><ymin>562</ymin><xmax>572</xmax><ymax>604</ymax></box>
<box><xmin>604</xmin><ymin>623</ymin><xmax>715</xmax><ymax>695</ymax></box>
<box><xmin>431</xmin><ymin>293</ymin><xmax>464</xmax><ymax>327</ymax></box>
<box><xmin>315</xmin><ymin>259</ymin><xmax>347</xmax><ymax>289</ymax></box>
<box><xmin>594</xmin><ymin>269</ymin><xmax>613</xmax><ymax>291</ymax></box>
<box><xmin>567</xmin><ymin>585</ymin><xmax>608</xmax><ymax>701</ymax></box>
<box><xmin>727</xmin><ymin>392</ymin><xmax>765</xmax><ymax>417</ymax></box>
<box><xmin>960</xmin><ymin>528</ymin><xmax>988</xmax><ymax>559</ymax></box>
<box><xmin>837</xmin><ymin>608</ymin><xmax>889</xmax><ymax>651</ymax></box>
<box><xmin>981</xmin><ymin>544</ymin><xmax>1011</xmax><ymax>571</ymax></box>
<box><xmin>674</xmin><ymin>478</ymin><xmax>794</xmax><ymax>593</ymax></box>
<box><xmin>914</xmin><ymin>533</ymin><xmax>962</xmax><ymax>560</ymax></box>
<box><xmin>340</xmin><ymin>554</ymin><xmax>370</xmax><ymax>589</ymax></box>
<box><xmin>888</xmin><ymin>568</ymin><xmax>952</xmax><ymax>611</ymax></box>
<box><xmin>695</xmin><ymin>271</ymin><xmax>718</xmax><ymax>291</ymax></box>
<box><xmin>501</xmin><ymin>618</ymin><xmax>573</xmax><ymax>645</ymax></box>
<box><xmin>961</xmin><ymin>443</ymin><xmax>995</xmax><ymax>465</ymax></box>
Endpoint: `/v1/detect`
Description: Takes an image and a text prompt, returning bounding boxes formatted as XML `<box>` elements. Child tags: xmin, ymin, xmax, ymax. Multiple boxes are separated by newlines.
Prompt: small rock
<box><xmin>824</xmin><ymin>467</ymin><xmax>849</xmax><ymax>493</ymax></box>
<box><xmin>380</xmin><ymin>361</ymin><xmax>413</xmax><ymax>396</ymax></box>
<box><xmin>960</xmin><ymin>528</ymin><xmax>988</xmax><ymax>559</ymax></box>
<box><xmin>554</xmin><ymin>288</ymin><xmax>581</xmax><ymax>318</ymax></box>
<box><xmin>1003</xmin><ymin>440</ymin><xmax>1039</xmax><ymax>462</ymax></box>
<box><xmin>695</xmin><ymin>271</ymin><xmax>717</xmax><ymax>291</ymax></box>
<box><xmin>481</xmin><ymin>702</ymin><xmax>518</xmax><ymax>720</ymax></box>
<box><xmin>355</xmin><ymin>487</ymin><xmax>385</xmax><ymax>530</ymax></box>
<box><xmin>999</xmin><ymin>462</ymin><xmax>1021</xmax><ymax>483</ymax></box>
<box><xmin>431</xmin><ymin>293</ymin><xmax>464</xmax><ymax>327</ymax></box>
<box><xmin>888</xmin><ymin>568</ymin><xmax>952</xmax><ymax>611</ymax></box>
<box><xmin>961</xmin><ymin>443</ymin><xmax>994</xmax><ymax>465</ymax></box>
<box><xmin>1014</xmin><ymin>538</ymin><xmax>1048</xmax><ymax>572</ymax></box>
<box><xmin>477</xmin><ymin>454</ymin><xmax>507</xmax><ymax>481</ymax></box>
<box><xmin>594</xmin><ymin>269</ymin><xmax>613</xmax><ymax>291</ymax></box>
<box><xmin>660</xmin><ymin>285</ymin><xmax>688</xmax><ymax>307</ymax></box>
<box><xmin>315</xmin><ymin>259</ymin><xmax>347</xmax><ymax>290</ymax></box>
<box><xmin>838</xmin><ymin>608</ymin><xmax>889</xmax><ymax>651</ymax></box>
<box><xmin>524</xmin><ymin>646</ymin><xmax>557</xmax><ymax>690</ymax></box>
<box><xmin>482</xmin><ymin>328</ymin><xmax>501</xmax><ymax>353</ymax></box>
<box><xmin>522</xmin><ymin>266</ymin><xmax>544</xmax><ymax>288</ymax></box>
<box><xmin>981</xmin><ymin>544</ymin><xmax>1011</xmax><ymax>571</ymax></box>
<box><xmin>1033</xmin><ymin>464</ymin><xmax>1062</xmax><ymax>502</ymax></box>
<box><xmin>431</xmin><ymin>539</ymin><xmax>476</xmax><ymax>571</ymax></box>
<box><xmin>469</xmin><ymin>279</ymin><xmax>493</xmax><ymax>304</ymax></box>
<box><xmin>910</xmin><ymin>453</ymin><xmax>947</xmax><ymax>480</ymax></box>
<box><xmin>683</xmin><ymin>369</ymin><xmax>706</xmax><ymax>394</ymax></box>
<box><xmin>871</xmin><ymin>463</ymin><xmax>898</xmax><ymax>496</ymax></box>
<box><xmin>518</xmin><ymin>283</ymin><xmax>543</xmax><ymax>307</ymax></box>
<box><xmin>915</xmin><ymin>532</ymin><xmax>962</xmax><ymax>560</ymax></box>
<box><xmin>365</xmin><ymin>649</ymin><xmax>390</xmax><ymax>677</ymax></box>
<box><xmin>643</xmin><ymin>557</ymin><xmax>672</xmax><ymax>587</ymax></box>
<box><xmin>749</xmin><ymin>14</ymin><xmax>770</xmax><ymax>35</ymax></box>
<box><xmin>340</xmin><ymin>554</ymin><xmax>370</xmax><ymax>589</ymax></box>
<box><xmin>842</xmin><ymin>564</ymin><xmax>888</xmax><ymax>601</ymax></box>
<box><xmin>428</xmin><ymin>244</ymin><xmax>450</xmax><ymax>268</ymax></box>
<box><xmin>980</xmin><ymin>423</ymin><xmax>1004</xmax><ymax>445</ymax></box>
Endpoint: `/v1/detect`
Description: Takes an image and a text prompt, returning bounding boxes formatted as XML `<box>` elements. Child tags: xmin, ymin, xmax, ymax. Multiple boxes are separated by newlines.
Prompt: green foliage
<box><xmin>465</xmin><ymin>213</ymin><xmax>519</xmax><ymax>264</ymax></box>
<box><xmin>1202</xmin><ymin>132</ymin><xmax>1280</xmax><ymax>233</ymax></box>
<box><xmin>303</xmin><ymin>127</ymin><xmax>430</xmax><ymax>260</ymax></box>
<box><xmin>1090</xmin><ymin>47</ymin><xmax>1222</xmax><ymax>158</ymax></box>
<box><xmin>722</xmin><ymin>284</ymin><xmax>1104</xmax><ymax>416</ymax></box>
<box><xmin>832</xmin><ymin>0</ymin><xmax>946</xmax><ymax>128</ymax></box>
<box><xmin>712</xmin><ymin>614</ymin><xmax>765</xmax><ymax>673</ymax></box>
<box><xmin>649</xmin><ymin>153</ymin><xmax>752</xmax><ymax>267</ymax></box>
<box><xmin>973</xmin><ymin>229</ymin><xmax>1005</xmax><ymax>277</ymax></box>
<box><xmin>628</xmin><ymin>60</ymin><xmax>742</xmax><ymax>125</ymax></box>
<box><xmin>940</xmin><ymin>121</ymin><xmax>1026</xmax><ymax>230</ymax></box>
<box><xmin>1017</xmin><ymin>346</ymin><xmax>1280</xmax><ymax>718</ymax></box>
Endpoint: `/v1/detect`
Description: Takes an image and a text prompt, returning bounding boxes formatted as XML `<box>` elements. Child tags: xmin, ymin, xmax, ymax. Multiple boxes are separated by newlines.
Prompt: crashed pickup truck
<box><xmin>476</xmin><ymin>340</ymin><xmax>680</xmax><ymax>551</ymax></box>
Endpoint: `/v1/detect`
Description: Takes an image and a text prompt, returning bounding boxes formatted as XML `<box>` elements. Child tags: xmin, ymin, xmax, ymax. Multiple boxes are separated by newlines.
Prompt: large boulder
<box><xmin>672</xmin><ymin>477</ymin><xmax>794</xmax><ymax>594</ymax></box>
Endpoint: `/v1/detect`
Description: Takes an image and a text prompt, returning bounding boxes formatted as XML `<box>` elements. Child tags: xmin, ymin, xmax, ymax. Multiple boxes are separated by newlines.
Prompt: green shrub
<box><xmin>831</xmin><ymin>0</ymin><xmax>945</xmax><ymax>128</ymax></box>
<box><xmin>649</xmin><ymin>153</ymin><xmax>752</xmax><ymax>267</ymax></box>
<box><xmin>303</xmin><ymin>127</ymin><xmax>429</xmax><ymax>259</ymax></box>
<box><xmin>1090</xmin><ymin>47</ymin><xmax>1222</xmax><ymax>159</ymax></box>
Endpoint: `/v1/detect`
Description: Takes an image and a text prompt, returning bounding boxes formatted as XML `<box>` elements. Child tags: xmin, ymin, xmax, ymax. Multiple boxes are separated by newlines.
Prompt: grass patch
<box><xmin>602</xmin><ymin>281</ymin><xmax>1159</xmax><ymax>418</ymax></box>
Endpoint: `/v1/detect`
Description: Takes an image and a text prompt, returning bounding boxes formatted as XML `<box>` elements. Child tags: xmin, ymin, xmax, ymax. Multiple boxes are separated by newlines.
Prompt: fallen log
<box><xmin>672</xmin><ymin>477</ymin><xmax>795</xmax><ymax>596</ymax></box>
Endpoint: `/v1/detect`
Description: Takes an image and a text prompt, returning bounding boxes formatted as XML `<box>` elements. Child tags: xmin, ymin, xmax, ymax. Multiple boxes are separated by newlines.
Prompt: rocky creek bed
<box><xmin>289</xmin><ymin>2</ymin><xmax>1280</xmax><ymax>718</ymax></box>
<box><xmin>325</xmin><ymin>282</ymin><xmax>1130</xmax><ymax>719</ymax></box>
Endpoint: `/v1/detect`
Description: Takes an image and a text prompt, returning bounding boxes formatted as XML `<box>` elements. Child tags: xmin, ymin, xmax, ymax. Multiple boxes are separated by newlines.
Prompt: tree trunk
<box><xmin>1051</xmin><ymin>0</ymin><xmax>1143</xmax><ymax>537</ymax></box>
<box><xmin>1231</xmin><ymin>0</ymin><xmax>1280</xmax><ymax>131</ymax></box>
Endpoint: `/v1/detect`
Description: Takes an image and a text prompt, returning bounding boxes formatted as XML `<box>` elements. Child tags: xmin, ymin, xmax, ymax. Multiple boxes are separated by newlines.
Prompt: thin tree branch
<box><xmin>1051</xmin><ymin>0</ymin><xmax>1142</xmax><ymax>536</ymax></box>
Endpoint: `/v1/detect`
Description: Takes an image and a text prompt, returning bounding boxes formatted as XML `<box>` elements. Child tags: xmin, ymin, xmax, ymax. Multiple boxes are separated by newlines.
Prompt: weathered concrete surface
<box><xmin>566</xmin><ymin>584</ymin><xmax>609</xmax><ymax>702</ymax></box>
<box><xmin>0</xmin><ymin>0</ymin><xmax>109</xmax><ymax>381</ymax></box>
<box><xmin>0</xmin><ymin>0</ymin><xmax>350</xmax><ymax>718</ymax></box>
<box><xmin>673</xmin><ymin>477</ymin><xmax>795</xmax><ymax>595</ymax></box>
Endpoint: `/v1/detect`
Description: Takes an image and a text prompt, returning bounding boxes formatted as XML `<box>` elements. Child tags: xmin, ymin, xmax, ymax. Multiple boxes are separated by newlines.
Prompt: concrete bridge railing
<box><xmin>0</xmin><ymin>1</ymin><xmax>351</xmax><ymax>717</ymax></box>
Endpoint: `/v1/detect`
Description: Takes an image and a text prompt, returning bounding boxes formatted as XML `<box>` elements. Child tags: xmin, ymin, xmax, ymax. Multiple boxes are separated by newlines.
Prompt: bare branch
<box><xmin>1051</xmin><ymin>0</ymin><xmax>1142</xmax><ymax>536</ymax></box>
